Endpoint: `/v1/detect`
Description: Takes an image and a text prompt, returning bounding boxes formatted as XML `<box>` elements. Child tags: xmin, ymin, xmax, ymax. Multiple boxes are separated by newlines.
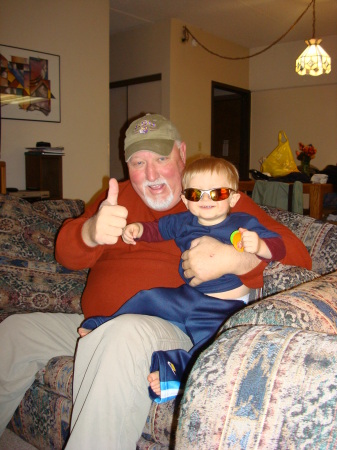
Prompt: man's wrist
<box><xmin>138</xmin><ymin>222</ymin><xmax>144</xmax><ymax>238</ymax></box>
<box><xmin>225</xmin><ymin>246</ymin><xmax>260</xmax><ymax>276</ymax></box>
<box><xmin>81</xmin><ymin>217</ymin><xmax>98</xmax><ymax>248</ymax></box>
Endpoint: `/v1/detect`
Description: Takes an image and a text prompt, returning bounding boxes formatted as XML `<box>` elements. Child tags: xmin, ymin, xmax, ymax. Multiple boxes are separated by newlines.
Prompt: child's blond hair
<box><xmin>182</xmin><ymin>156</ymin><xmax>239</xmax><ymax>191</ymax></box>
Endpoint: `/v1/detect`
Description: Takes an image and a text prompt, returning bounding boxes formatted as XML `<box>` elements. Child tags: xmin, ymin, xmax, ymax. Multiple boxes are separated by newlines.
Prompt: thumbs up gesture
<box><xmin>82</xmin><ymin>178</ymin><xmax>128</xmax><ymax>247</ymax></box>
<box><xmin>101</xmin><ymin>178</ymin><xmax>120</xmax><ymax>208</ymax></box>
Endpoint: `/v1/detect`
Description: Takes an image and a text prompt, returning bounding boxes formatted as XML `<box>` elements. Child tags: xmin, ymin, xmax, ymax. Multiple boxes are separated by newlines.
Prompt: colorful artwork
<box><xmin>0</xmin><ymin>45</ymin><xmax>60</xmax><ymax>122</ymax></box>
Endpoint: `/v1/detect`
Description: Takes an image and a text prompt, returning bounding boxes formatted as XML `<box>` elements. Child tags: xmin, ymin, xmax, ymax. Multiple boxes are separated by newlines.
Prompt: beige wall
<box><xmin>1</xmin><ymin>0</ymin><xmax>110</xmax><ymax>203</ymax></box>
<box><xmin>110</xmin><ymin>20</ymin><xmax>171</xmax><ymax>117</ymax></box>
<box><xmin>3</xmin><ymin>5</ymin><xmax>334</xmax><ymax>201</ymax></box>
<box><xmin>250</xmin><ymin>35</ymin><xmax>337</xmax><ymax>172</ymax></box>
<box><xmin>111</xmin><ymin>20</ymin><xmax>336</xmax><ymax>174</ymax></box>
<box><xmin>110</xmin><ymin>19</ymin><xmax>250</xmax><ymax>160</ymax></box>
<box><xmin>169</xmin><ymin>19</ymin><xmax>249</xmax><ymax>160</ymax></box>
<box><xmin>109</xmin><ymin>20</ymin><xmax>171</xmax><ymax>179</ymax></box>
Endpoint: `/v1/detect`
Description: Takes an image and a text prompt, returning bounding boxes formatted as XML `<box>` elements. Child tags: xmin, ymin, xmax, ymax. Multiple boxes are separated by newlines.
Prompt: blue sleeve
<box><xmin>149</xmin><ymin>348</ymin><xmax>194</xmax><ymax>403</ymax></box>
<box><xmin>240</xmin><ymin>214</ymin><xmax>281</xmax><ymax>239</ymax></box>
<box><xmin>80</xmin><ymin>315</ymin><xmax>113</xmax><ymax>330</ymax></box>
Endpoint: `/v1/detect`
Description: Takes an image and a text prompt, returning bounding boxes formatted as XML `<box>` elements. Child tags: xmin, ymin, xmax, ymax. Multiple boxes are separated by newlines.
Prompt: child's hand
<box><xmin>239</xmin><ymin>228</ymin><xmax>272</xmax><ymax>259</ymax></box>
<box><xmin>239</xmin><ymin>228</ymin><xmax>261</xmax><ymax>254</ymax></box>
<box><xmin>122</xmin><ymin>223</ymin><xmax>143</xmax><ymax>245</ymax></box>
<box><xmin>147</xmin><ymin>371</ymin><xmax>161</xmax><ymax>396</ymax></box>
<box><xmin>78</xmin><ymin>327</ymin><xmax>92</xmax><ymax>338</ymax></box>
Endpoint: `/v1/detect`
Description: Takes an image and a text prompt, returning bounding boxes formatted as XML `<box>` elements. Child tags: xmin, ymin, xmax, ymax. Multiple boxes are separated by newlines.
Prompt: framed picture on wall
<box><xmin>0</xmin><ymin>44</ymin><xmax>61</xmax><ymax>122</ymax></box>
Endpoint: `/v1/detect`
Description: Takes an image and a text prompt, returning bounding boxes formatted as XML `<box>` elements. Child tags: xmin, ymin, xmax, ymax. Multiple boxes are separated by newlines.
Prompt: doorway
<box><xmin>211</xmin><ymin>82</ymin><xmax>251</xmax><ymax>180</ymax></box>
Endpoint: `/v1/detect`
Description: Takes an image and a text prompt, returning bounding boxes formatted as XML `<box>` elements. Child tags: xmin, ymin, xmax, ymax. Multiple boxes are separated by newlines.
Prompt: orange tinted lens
<box><xmin>184</xmin><ymin>188</ymin><xmax>201</xmax><ymax>201</ymax></box>
<box><xmin>210</xmin><ymin>188</ymin><xmax>230</xmax><ymax>201</ymax></box>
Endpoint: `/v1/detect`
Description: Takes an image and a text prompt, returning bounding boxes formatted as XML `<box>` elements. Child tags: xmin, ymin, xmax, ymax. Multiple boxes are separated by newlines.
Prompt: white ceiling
<box><xmin>109</xmin><ymin>0</ymin><xmax>337</xmax><ymax>48</ymax></box>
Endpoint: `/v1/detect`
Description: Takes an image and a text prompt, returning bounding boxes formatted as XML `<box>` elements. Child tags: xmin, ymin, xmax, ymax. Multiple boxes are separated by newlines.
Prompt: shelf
<box><xmin>25</xmin><ymin>153</ymin><xmax>63</xmax><ymax>199</ymax></box>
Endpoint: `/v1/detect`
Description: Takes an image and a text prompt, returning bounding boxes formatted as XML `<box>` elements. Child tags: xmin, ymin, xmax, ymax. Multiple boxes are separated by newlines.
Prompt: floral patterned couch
<box><xmin>0</xmin><ymin>194</ymin><xmax>336</xmax><ymax>449</ymax></box>
<box><xmin>0</xmin><ymin>194</ymin><xmax>87</xmax><ymax>449</ymax></box>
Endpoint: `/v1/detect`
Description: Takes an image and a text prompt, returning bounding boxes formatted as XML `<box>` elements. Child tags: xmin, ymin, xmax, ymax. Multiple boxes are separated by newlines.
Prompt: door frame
<box><xmin>211</xmin><ymin>81</ymin><xmax>251</xmax><ymax>180</ymax></box>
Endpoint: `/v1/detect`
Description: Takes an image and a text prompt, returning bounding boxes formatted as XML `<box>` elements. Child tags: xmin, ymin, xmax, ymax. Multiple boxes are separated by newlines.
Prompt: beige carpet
<box><xmin>0</xmin><ymin>430</ymin><xmax>37</xmax><ymax>450</ymax></box>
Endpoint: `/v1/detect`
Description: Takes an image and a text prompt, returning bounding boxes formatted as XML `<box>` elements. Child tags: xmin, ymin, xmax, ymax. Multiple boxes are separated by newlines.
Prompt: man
<box><xmin>0</xmin><ymin>114</ymin><xmax>311</xmax><ymax>449</ymax></box>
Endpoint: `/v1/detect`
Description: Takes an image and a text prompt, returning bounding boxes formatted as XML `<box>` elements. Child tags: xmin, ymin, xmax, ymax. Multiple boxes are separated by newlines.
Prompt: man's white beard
<box><xmin>142</xmin><ymin>179</ymin><xmax>174</xmax><ymax>211</ymax></box>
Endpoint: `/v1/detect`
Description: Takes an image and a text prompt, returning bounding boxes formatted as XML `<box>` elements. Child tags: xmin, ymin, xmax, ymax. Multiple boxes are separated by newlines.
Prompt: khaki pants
<box><xmin>66</xmin><ymin>314</ymin><xmax>192</xmax><ymax>450</ymax></box>
<box><xmin>0</xmin><ymin>312</ymin><xmax>83</xmax><ymax>436</ymax></box>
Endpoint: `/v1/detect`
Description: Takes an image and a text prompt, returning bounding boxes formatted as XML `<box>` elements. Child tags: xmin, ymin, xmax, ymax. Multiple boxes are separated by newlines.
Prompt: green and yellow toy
<box><xmin>230</xmin><ymin>230</ymin><xmax>244</xmax><ymax>252</ymax></box>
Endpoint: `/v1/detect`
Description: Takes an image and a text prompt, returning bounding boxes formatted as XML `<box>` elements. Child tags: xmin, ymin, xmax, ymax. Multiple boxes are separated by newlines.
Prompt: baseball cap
<box><xmin>124</xmin><ymin>113</ymin><xmax>181</xmax><ymax>162</ymax></box>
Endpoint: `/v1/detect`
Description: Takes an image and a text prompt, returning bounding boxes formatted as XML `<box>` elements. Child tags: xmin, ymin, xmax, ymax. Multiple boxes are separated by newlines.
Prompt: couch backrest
<box><xmin>249</xmin><ymin>206</ymin><xmax>337</xmax><ymax>300</ymax></box>
<box><xmin>261</xmin><ymin>206</ymin><xmax>337</xmax><ymax>274</ymax></box>
<box><xmin>0</xmin><ymin>195</ymin><xmax>87</xmax><ymax>320</ymax></box>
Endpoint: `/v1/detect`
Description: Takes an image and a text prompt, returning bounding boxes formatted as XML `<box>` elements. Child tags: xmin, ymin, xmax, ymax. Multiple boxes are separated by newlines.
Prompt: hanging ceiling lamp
<box><xmin>295</xmin><ymin>0</ymin><xmax>331</xmax><ymax>76</ymax></box>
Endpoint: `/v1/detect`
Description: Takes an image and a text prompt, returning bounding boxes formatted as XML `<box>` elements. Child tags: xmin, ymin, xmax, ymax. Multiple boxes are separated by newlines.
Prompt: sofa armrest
<box><xmin>221</xmin><ymin>271</ymin><xmax>337</xmax><ymax>335</ymax></box>
<box><xmin>260</xmin><ymin>206</ymin><xmax>337</xmax><ymax>275</ymax></box>
<box><xmin>177</xmin><ymin>324</ymin><xmax>337</xmax><ymax>449</ymax></box>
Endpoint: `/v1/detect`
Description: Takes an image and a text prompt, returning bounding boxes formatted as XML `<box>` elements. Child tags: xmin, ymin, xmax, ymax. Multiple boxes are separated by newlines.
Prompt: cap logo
<box><xmin>134</xmin><ymin>119</ymin><xmax>157</xmax><ymax>135</ymax></box>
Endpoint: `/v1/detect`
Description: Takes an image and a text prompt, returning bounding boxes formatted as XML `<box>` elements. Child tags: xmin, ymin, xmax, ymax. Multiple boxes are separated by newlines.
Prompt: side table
<box><xmin>25</xmin><ymin>153</ymin><xmax>63</xmax><ymax>199</ymax></box>
<box><xmin>238</xmin><ymin>180</ymin><xmax>334</xmax><ymax>220</ymax></box>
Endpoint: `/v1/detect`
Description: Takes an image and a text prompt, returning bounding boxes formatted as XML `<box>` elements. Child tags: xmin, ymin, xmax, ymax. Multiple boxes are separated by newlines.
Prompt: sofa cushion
<box><xmin>0</xmin><ymin>195</ymin><xmax>87</xmax><ymax>316</ymax></box>
<box><xmin>0</xmin><ymin>195</ymin><xmax>85</xmax><ymax>261</ymax></box>
<box><xmin>261</xmin><ymin>206</ymin><xmax>337</xmax><ymax>275</ymax></box>
<box><xmin>246</xmin><ymin>206</ymin><xmax>337</xmax><ymax>301</ymax></box>
<box><xmin>176</xmin><ymin>325</ymin><xmax>337</xmax><ymax>449</ymax></box>
<box><xmin>258</xmin><ymin>263</ymin><xmax>319</xmax><ymax>299</ymax></box>
<box><xmin>224</xmin><ymin>272</ymin><xmax>337</xmax><ymax>335</ymax></box>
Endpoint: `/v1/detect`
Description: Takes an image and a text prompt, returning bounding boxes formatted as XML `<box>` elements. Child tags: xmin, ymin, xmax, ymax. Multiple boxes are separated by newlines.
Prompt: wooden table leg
<box><xmin>308</xmin><ymin>183</ymin><xmax>333</xmax><ymax>220</ymax></box>
<box><xmin>309</xmin><ymin>184</ymin><xmax>323</xmax><ymax>219</ymax></box>
<box><xmin>0</xmin><ymin>161</ymin><xmax>6</xmax><ymax>195</ymax></box>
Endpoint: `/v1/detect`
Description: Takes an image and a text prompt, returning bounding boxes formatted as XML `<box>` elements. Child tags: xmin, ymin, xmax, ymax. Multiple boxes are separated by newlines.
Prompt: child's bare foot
<box><xmin>147</xmin><ymin>371</ymin><xmax>161</xmax><ymax>396</ymax></box>
<box><xmin>78</xmin><ymin>327</ymin><xmax>91</xmax><ymax>338</ymax></box>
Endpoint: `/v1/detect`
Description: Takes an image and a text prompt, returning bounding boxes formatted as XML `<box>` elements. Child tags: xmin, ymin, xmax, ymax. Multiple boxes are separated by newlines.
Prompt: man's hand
<box><xmin>181</xmin><ymin>237</ymin><xmax>229</xmax><ymax>286</ymax></box>
<box><xmin>81</xmin><ymin>178</ymin><xmax>128</xmax><ymax>247</ymax></box>
<box><xmin>181</xmin><ymin>235</ymin><xmax>259</xmax><ymax>287</ymax></box>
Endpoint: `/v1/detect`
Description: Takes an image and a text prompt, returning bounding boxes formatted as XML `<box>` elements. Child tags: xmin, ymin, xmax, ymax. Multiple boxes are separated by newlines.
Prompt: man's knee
<box><xmin>0</xmin><ymin>314</ymin><xmax>26</xmax><ymax>339</ymax></box>
<box><xmin>95</xmin><ymin>314</ymin><xmax>158</xmax><ymax>352</ymax></box>
<box><xmin>75</xmin><ymin>316</ymin><xmax>154</xmax><ymax>384</ymax></box>
<box><xmin>93</xmin><ymin>314</ymin><xmax>191</xmax><ymax>353</ymax></box>
<box><xmin>0</xmin><ymin>312</ymin><xmax>49</xmax><ymax>338</ymax></box>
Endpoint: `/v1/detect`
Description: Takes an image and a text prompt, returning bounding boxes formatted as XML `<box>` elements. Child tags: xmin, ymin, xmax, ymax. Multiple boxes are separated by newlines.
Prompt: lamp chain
<box><xmin>182</xmin><ymin>0</ymin><xmax>314</xmax><ymax>60</ymax></box>
<box><xmin>312</xmin><ymin>0</ymin><xmax>316</xmax><ymax>39</ymax></box>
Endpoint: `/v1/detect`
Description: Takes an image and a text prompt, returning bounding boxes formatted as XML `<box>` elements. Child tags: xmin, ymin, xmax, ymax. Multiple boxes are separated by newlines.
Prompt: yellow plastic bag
<box><xmin>261</xmin><ymin>131</ymin><xmax>299</xmax><ymax>177</ymax></box>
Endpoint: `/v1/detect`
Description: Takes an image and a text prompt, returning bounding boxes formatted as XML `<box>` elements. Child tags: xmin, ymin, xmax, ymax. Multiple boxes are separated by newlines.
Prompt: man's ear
<box><xmin>229</xmin><ymin>192</ymin><xmax>241</xmax><ymax>208</ymax></box>
<box><xmin>179</xmin><ymin>142</ymin><xmax>187</xmax><ymax>164</ymax></box>
<box><xmin>181</xmin><ymin>194</ymin><xmax>189</xmax><ymax>210</ymax></box>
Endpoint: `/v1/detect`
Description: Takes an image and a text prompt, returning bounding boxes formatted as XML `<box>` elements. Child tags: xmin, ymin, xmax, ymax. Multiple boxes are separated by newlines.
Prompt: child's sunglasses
<box><xmin>182</xmin><ymin>187</ymin><xmax>236</xmax><ymax>202</ymax></box>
